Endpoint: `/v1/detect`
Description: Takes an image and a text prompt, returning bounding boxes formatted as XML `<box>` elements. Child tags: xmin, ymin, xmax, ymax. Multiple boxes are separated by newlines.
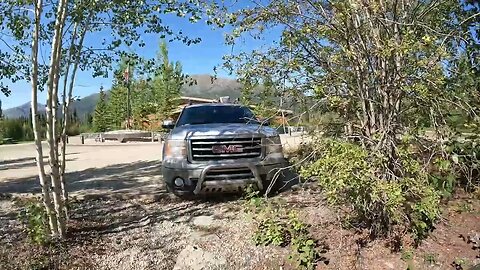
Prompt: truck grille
<box><xmin>190</xmin><ymin>137</ymin><xmax>262</xmax><ymax>161</ymax></box>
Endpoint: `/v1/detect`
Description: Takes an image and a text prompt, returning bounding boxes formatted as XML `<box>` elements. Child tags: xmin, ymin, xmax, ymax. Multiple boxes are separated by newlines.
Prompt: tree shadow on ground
<box><xmin>0</xmin><ymin>152</ymin><xmax>80</xmax><ymax>171</ymax></box>
<box><xmin>0</xmin><ymin>160</ymin><xmax>163</xmax><ymax>196</ymax></box>
<box><xmin>0</xmin><ymin>158</ymin><xmax>77</xmax><ymax>171</ymax></box>
<box><xmin>0</xmin><ymin>159</ymin><xmax>299</xmax><ymax>198</ymax></box>
<box><xmin>67</xmin><ymin>198</ymin><xmax>218</xmax><ymax>238</ymax></box>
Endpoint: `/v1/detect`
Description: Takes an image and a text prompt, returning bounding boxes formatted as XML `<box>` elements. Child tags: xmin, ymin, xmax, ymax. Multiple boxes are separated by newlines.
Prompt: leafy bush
<box><xmin>65</xmin><ymin>122</ymin><xmax>92</xmax><ymax>136</ymax></box>
<box><xmin>426</xmin><ymin>134</ymin><xmax>480</xmax><ymax>199</ymax></box>
<box><xmin>300</xmin><ymin>138</ymin><xmax>441</xmax><ymax>240</ymax></box>
<box><xmin>424</xmin><ymin>252</ymin><xmax>438</xmax><ymax>265</ymax></box>
<box><xmin>246</xmin><ymin>192</ymin><xmax>326</xmax><ymax>269</ymax></box>
<box><xmin>252</xmin><ymin>209</ymin><xmax>324</xmax><ymax>269</ymax></box>
<box><xmin>401</xmin><ymin>249</ymin><xmax>414</xmax><ymax>261</ymax></box>
<box><xmin>287</xmin><ymin>212</ymin><xmax>326</xmax><ymax>270</ymax></box>
<box><xmin>253</xmin><ymin>210</ymin><xmax>289</xmax><ymax>247</ymax></box>
<box><xmin>243</xmin><ymin>184</ymin><xmax>265</xmax><ymax>210</ymax></box>
<box><xmin>17</xmin><ymin>199</ymin><xmax>49</xmax><ymax>245</ymax></box>
<box><xmin>429</xmin><ymin>157</ymin><xmax>456</xmax><ymax>199</ymax></box>
<box><xmin>446</xmin><ymin>134</ymin><xmax>480</xmax><ymax>189</ymax></box>
<box><xmin>66</xmin><ymin>124</ymin><xmax>80</xmax><ymax>136</ymax></box>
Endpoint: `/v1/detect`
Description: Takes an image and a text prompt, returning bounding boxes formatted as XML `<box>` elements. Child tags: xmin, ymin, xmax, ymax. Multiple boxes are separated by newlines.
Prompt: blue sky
<box><xmin>1</xmin><ymin>2</ymin><xmax>280</xmax><ymax>109</ymax></box>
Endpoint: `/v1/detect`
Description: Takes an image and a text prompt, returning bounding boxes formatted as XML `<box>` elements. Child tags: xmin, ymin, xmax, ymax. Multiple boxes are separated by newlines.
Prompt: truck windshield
<box><xmin>176</xmin><ymin>105</ymin><xmax>258</xmax><ymax>126</ymax></box>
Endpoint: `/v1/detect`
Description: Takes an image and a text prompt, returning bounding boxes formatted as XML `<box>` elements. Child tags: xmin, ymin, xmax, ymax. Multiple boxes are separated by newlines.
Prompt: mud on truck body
<box><xmin>161</xmin><ymin>102</ymin><xmax>287</xmax><ymax>197</ymax></box>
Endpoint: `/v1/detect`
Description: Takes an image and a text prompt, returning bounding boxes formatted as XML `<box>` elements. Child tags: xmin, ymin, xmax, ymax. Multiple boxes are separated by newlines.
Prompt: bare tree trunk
<box><xmin>60</xmin><ymin>19</ymin><xmax>89</xmax><ymax>218</ymax></box>
<box><xmin>59</xmin><ymin>23</ymin><xmax>77</xmax><ymax>220</ymax></box>
<box><xmin>31</xmin><ymin>0</ymin><xmax>59</xmax><ymax>236</ymax></box>
<box><xmin>45</xmin><ymin>0</ymin><xmax>69</xmax><ymax>238</ymax></box>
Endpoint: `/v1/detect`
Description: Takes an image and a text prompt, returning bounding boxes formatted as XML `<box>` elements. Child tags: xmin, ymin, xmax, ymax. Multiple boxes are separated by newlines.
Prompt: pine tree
<box><xmin>152</xmin><ymin>40</ymin><xmax>183</xmax><ymax>118</ymax></box>
<box><xmin>106</xmin><ymin>85</ymin><xmax>128</xmax><ymax>129</ymax></box>
<box><xmin>0</xmin><ymin>99</ymin><xmax>3</xmax><ymax>119</ymax></box>
<box><xmin>72</xmin><ymin>108</ymin><xmax>78</xmax><ymax>123</ymax></box>
<box><xmin>106</xmin><ymin>60</ymin><xmax>130</xmax><ymax>129</ymax></box>
<box><xmin>131</xmin><ymin>79</ymin><xmax>156</xmax><ymax>128</ymax></box>
<box><xmin>93</xmin><ymin>86</ymin><xmax>108</xmax><ymax>132</ymax></box>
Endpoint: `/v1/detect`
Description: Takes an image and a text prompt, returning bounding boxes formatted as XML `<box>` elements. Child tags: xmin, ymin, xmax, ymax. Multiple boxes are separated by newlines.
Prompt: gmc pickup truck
<box><xmin>161</xmin><ymin>102</ymin><xmax>286</xmax><ymax>197</ymax></box>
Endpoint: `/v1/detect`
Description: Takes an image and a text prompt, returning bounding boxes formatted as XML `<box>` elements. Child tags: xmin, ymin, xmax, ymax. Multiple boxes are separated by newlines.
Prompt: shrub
<box><xmin>446</xmin><ymin>134</ymin><xmax>480</xmax><ymax>189</ymax></box>
<box><xmin>243</xmin><ymin>184</ymin><xmax>265</xmax><ymax>210</ymax></box>
<box><xmin>247</xmin><ymin>193</ymin><xmax>326</xmax><ymax>269</ymax></box>
<box><xmin>424</xmin><ymin>253</ymin><xmax>438</xmax><ymax>265</ymax></box>
<box><xmin>16</xmin><ymin>198</ymin><xmax>49</xmax><ymax>245</ymax></box>
<box><xmin>305</xmin><ymin>112</ymin><xmax>345</xmax><ymax>137</ymax></box>
<box><xmin>429</xmin><ymin>157</ymin><xmax>456</xmax><ymax>199</ymax></box>
<box><xmin>401</xmin><ymin>249</ymin><xmax>414</xmax><ymax>261</ymax></box>
<box><xmin>253</xmin><ymin>209</ymin><xmax>325</xmax><ymax>270</ymax></box>
<box><xmin>300</xmin><ymin>138</ymin><xmax>441</xmax><ymax>240</ymax></box>
<box><xmin>287</xmin><ymin>212</ymin><xmax>325</xmax><ymax>270</ymax></box>
<box><xmin>253</xmin><ymin>210</ymin><xmax>289</xmax><ymax>247</ymax></box>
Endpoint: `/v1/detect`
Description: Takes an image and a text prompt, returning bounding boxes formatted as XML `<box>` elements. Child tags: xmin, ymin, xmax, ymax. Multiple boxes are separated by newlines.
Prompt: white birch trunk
<box><xmin>59</xmin><ymin>22</ymin><xmax>77</xmax><ymax>220</ymax></box>
<box><xmin>46</xmin><ymin>0</ymin><xmax>69</xmax><ymax>238</ymax></box>
<box><xmin>60</xmin><ymin>20</ymin><xmax>88</xmax><ymax>219</ymax></box>
<box><xmin>31</xmin><ymin>0</ymin><xmax>59</xmax><ymax>236</ymax></box>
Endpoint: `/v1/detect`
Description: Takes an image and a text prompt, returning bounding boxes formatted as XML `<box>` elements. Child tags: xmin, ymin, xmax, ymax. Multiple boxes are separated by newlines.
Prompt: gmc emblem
<box><xmin>212</xmin><ymin>144</ymin><xmax>244</xmax><ymax>154</ymax></box>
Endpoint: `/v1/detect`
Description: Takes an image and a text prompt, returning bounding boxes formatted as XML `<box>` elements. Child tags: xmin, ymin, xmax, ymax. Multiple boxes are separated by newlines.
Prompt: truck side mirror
<box><xmin>162</xmin><ymin>120</ymin><xmax>175</xmax><ymax>129</ymax></box>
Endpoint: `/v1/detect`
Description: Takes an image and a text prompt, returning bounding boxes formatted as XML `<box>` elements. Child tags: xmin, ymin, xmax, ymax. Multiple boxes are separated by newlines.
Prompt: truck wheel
<box><xmin>261</xmin><ymin>179</ymin><xmax>281</xmax><ymax>196</ymax></box>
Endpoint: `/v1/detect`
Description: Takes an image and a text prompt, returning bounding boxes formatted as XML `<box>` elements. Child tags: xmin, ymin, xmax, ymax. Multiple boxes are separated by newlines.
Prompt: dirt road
<box><xmin>0</xmin><ymin>140</ymin><xmax>164</xmax><ymax>198</ymax></box>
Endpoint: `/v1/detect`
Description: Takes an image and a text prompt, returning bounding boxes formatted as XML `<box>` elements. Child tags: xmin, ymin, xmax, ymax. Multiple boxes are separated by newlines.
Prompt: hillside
<box><xmin>182</xmin><ymin>74</ymin><xmax>242</xmax><ymax>99</ymax></box>
<box><xmin>3</xmin><ymin>103</ymin><xmax>46</xmax><ymax>119</ymax></box>
<box><xmin>3</xmin><ymin>75</ymin><xmax>242</xmax><ymax>119</ymax></box>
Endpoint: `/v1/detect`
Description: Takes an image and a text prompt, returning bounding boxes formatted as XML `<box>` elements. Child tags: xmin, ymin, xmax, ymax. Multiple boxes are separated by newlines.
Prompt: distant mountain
<box><xmin>3</xmin><ymin>102</ymin><xmax>46</xmax><ymax>119</ymax></box>
<box><xmin>70</xmin><ymin>92</ymin><xmax>102</xmax><ymax>120</ymax></box>
<box><xmin>183</xmin><ymin>74</ymin><xmax>242</xmax><ymax>100</ymax></box>
<box><xmin>3</xmin><ymin>74</ymin><xmax>242</xmax><ymax>119</ymax></box>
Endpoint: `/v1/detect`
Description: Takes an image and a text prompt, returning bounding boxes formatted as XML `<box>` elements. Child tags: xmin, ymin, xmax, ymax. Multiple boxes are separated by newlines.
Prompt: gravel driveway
<box><xmin>0</xmin><ymin>140</ymin><xmax>164</xmax><ymax>198</ymax></box>
<box><xmin>0</xmin><ymin>135</ymin><xmax>308</xmax><ymax>269</ymax></box>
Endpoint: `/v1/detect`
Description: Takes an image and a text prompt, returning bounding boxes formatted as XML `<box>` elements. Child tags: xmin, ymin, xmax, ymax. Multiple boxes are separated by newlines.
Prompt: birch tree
<box><xmin>0</xmin><ymin>0</ymin><xmax>203</xmax><ymax>238</ymax></box>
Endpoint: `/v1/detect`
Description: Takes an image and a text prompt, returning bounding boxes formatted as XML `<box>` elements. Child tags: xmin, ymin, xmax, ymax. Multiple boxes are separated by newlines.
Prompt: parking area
<box><xmin>0</xmin><ymin>140</ymin><xmax>164</xmax><ymax>198</ymax></box>
<box><xmin>0</xmin><ymin>134</ymin><xmax>304</xmax><ymax>198</ymax></box>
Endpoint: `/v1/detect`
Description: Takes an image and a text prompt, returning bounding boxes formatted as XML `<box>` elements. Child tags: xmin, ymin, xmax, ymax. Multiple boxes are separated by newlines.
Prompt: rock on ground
<box><xmin>173</xmin><ymin>245</ymin><xmax>227</xmax><ymax>270</ymax></box>
<box><xmin>192</xmin><ymin>215</ymin><xmax>214</xmax><ymax>227</ymax></box>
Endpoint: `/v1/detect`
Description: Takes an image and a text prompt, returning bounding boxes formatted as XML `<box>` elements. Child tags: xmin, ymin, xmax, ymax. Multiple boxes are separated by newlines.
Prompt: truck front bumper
<box><xmin>162</xmin><ymin>161</ymin><xmax>286</xmax><ymax>195</ymax></box>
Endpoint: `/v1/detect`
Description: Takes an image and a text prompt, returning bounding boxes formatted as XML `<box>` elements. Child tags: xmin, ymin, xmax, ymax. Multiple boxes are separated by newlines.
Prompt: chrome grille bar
<box><xmin>190</xmin><ymin>136</ymin><xmax>262</xmax><ymax>161</ymax></box>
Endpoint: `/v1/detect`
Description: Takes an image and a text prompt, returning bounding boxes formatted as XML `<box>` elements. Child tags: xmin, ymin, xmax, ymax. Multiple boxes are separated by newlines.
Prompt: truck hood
<box><xmin>168</xmin><ymin>123</ymin><xmax>278</xmax><ymax>140</ymax></box>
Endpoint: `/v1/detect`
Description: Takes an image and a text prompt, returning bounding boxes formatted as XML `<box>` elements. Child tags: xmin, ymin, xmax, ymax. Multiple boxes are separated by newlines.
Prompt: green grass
<box><xmin>423</xmin><ymin>253</ymin><xmax>437</xmax><ymax>265</ymax></box>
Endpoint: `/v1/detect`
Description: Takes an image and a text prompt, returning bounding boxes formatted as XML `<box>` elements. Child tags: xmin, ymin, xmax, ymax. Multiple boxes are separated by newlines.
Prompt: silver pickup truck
<box><xmin>161</xmin><ymin>102</ymin><xmax>287</xmax><ymax>197</ymax></box>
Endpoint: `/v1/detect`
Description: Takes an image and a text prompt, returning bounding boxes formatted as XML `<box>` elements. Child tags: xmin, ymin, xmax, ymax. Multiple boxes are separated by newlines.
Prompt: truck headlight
<box><xmin>265</xmin><ymin>136</ymin><xmax>283</xmax><ymax>155</ymax></box>
<box><xmin>164</xmin><ymin>140</ymin><xmax>187</xmax><ymax>159</ymax></box>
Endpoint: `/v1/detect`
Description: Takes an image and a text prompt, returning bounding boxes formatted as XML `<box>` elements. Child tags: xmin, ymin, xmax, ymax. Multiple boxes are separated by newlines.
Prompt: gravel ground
<box><xmin>4</xmin><ymin>136</ymin><xmax>477</xmax><ymax>270</ymax></box>
<box><xmin>0</xmin><ymin>137</ymin><xmax>305</xmax><ymax>270</ymax></box>
<box><xmin>0</xmin><ymin>193</ymin><xmax>292</xmax><ymax>270</ymax></box>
